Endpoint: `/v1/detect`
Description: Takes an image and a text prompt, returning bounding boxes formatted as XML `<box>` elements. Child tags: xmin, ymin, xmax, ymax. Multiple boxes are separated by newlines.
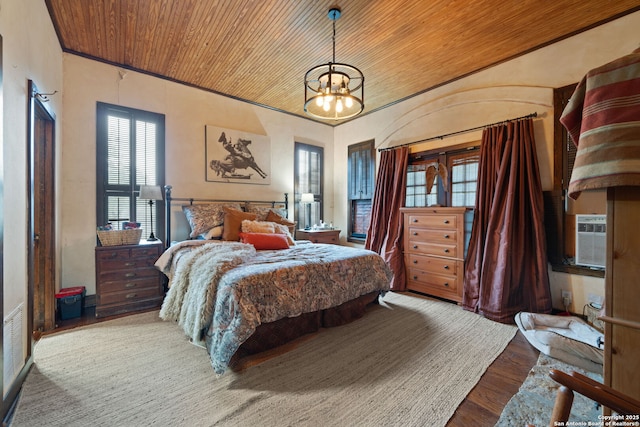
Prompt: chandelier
<box><xmin>304</xmin><ymin>8</ymin><xmax>364</xmax><ymax>120</ymax></box>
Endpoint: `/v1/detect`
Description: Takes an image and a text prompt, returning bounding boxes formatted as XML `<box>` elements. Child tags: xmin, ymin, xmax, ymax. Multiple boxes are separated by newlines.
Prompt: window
<box><xmin>294</xmin><ymin>142</ymin><xmax>323</xmax><ymax>230</ymax></box>
<box><xmin>545</xmin><ymin>84</ymin><xmax>605</xmax><ymax>277</ymax></box>
<box><xmin>406</xmin><ymin>143</ymin><xmax>479</xmax><ymax>208</ymax></box>
<box><xmin>96</xmin><ymin>102</ymin><xmax>165</xmax><ymax>242</ymax></box>
<box><xmin>347</xmin><ymin>140</ymin><xmax>375</xmax><ymax>242</ymax></box>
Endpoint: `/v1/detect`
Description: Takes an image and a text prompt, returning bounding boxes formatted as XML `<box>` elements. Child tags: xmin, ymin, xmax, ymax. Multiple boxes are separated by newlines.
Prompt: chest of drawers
<box><xmin>402</xmin><ymin>207</ymin><xmax>469</xmax><ymax>303</ymax></box>
<box><xmin>95</xmin><ymin>241</ymin><xmax>164</xmax><ymax>317</ymax></box>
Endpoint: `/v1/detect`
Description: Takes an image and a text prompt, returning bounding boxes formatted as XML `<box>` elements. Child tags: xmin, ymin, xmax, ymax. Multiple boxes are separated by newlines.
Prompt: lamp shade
<box><xmin>139</xmin><ymin>185</ymin><xmax>163</xmax><ymax>200</ymax></box>
<box><xmin>301</xmin><ymin>193</ymin><xmax>315</xmax><ymax>203</ymax></box>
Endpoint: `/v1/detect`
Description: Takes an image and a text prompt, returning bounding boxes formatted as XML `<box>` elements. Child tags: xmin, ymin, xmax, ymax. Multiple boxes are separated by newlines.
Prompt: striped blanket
<box><xmin>560</xmin><ymin>48</ymin><xmax>640</xmax><ymax>199</ymax></box>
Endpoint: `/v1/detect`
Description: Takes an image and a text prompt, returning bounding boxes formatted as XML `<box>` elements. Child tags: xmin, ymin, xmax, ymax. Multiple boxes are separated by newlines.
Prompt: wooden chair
<box><xmin>532</xmin><ymin>369</ymin><xmax>640</xmax><ymax>427</ymax></box>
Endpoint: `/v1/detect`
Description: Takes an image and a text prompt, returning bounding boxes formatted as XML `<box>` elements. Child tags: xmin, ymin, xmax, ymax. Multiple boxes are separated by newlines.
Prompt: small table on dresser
<box><xmin>296</xmin><ymin>229</ymin><xmax>341</xmax><ymax>245</ymax></box>
<box><xmin>95</xmin><ymin>240</ymin><xmax>164</xmax><ymax>318</ymax></box>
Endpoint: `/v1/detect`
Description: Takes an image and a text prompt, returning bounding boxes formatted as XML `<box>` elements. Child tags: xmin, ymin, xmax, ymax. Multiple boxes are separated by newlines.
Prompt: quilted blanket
<box><xmin>158</xmin><ymin>241</ymin><xmax>392</xmax><ymax>374</ymax></box>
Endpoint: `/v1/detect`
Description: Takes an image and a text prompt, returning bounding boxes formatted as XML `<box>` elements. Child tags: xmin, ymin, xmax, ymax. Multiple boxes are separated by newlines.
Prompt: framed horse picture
<box><xmin>205</xmin><ymin>125</ymin><xmax>271</xmax><ymax>184</ymax></box>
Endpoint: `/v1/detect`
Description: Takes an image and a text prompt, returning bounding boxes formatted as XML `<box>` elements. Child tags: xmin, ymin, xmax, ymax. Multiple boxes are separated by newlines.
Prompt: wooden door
<box><xmin>28</xmin><ymin>80</ymin><xmax>56</xmax><ymax>336</ymax></box>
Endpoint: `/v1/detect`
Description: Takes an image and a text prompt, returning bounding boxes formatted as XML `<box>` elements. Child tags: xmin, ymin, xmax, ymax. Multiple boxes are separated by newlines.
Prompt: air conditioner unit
<box><xmin>575</xmin><ymin>214</ymin><xmax>606</xmax><ymax>268</ymax></box>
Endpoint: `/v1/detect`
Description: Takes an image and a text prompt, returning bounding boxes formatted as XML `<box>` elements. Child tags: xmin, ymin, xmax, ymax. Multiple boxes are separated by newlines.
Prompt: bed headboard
<box><xmin>163</xmin><ymin>185</ymin><xmax>289</xmax><ymax>248</ymax></box>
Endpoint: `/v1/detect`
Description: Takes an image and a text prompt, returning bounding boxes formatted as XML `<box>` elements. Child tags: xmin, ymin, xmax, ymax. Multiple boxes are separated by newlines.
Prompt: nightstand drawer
<box><xmin>296</xmin><ymin>229</ymin><xmax>341</xmax><ymax>245</ymax></box>
<box><xmin>97</xmin><ymin>277</ymin><xmax>160</xmax><ymax>294</ymax></box>
<box><xmin>98</xmin><ymin>267</ymin><xmax>159</xmax><ymax>282</ymax></box>
<box><xmin>98</xmin><ymin>286</ymin><xmax>163</xmax><ymax>306</ymax></box>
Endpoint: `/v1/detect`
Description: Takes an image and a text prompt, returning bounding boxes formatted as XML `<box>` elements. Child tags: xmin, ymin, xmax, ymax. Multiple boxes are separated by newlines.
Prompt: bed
<box><xmin>157</xmin><ymin>186</ymin><xmax>393</xmax><ymax>374</ymax></box>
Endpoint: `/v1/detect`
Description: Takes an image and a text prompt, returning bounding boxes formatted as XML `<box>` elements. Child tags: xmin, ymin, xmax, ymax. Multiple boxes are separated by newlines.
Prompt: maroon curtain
<box><xmin>365</xmin><ymin>146</ymin><xmax>409</xmax><ymax>290</ymax></box>
<box><xmin>462</xmin><ymin>118</ymin><xmax>552</xmax><ymax>323</ymax></box>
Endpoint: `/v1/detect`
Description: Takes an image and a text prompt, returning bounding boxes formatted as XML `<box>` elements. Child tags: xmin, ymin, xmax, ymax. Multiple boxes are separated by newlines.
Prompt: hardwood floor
<box><xmin>45</xmin><ymin>305</ymin><xmax>540</xmax><ymax>426</ymax></box>
<box><xmin>447</xmin><ymin>331</ymin><xmax>540</xmax><ymax>426</ymax></box>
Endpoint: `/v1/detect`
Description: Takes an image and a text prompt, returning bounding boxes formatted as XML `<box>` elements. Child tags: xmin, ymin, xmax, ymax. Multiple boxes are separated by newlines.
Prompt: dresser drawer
<box><xmin>407</xmin><ymin>268</ymin><xmax>459</xmax><ymax>292</ymax></box>
<box><xmin>407</xmin><ymin>227</ymin><xmax>457</xmax><ymax>244</ymax></box>
<box><xmin>98</xmin><ymin>266</ymin><xmax>159</xmax><ymax>282</ymax></box>
<box><xmin>98</xmin><ymin>285</ymin><xmax>163</xmax><ymax>306</ymax></box>
<box><xmin>407</xmin><ymin>254</ymin><xmax>458</xmax><ymax>276</ymax></box>
<box><xmin>98</xmin><ymin>257</ymin><xmax>157</xmax><ymax>272</ymax></box>
<box><xmin>406</xmin><ymin>214</ymin><xmax>458</xmax><ymax>229</ymax></box>
<box><xmin>406</xmin><ymin>241</ymin><xmax>459</xmax><ymax>258</ymax></box>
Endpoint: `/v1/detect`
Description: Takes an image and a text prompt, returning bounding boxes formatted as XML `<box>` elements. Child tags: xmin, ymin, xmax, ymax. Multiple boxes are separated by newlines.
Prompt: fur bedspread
<box><xmin>157</xmin><ymin>241</ymin><xmax>393</xmax><ymax>374</ymax></box>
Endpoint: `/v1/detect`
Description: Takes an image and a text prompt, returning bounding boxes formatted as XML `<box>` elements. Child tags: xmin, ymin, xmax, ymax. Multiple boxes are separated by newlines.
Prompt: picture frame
<box><xmin>205</xmin><ymin>125</ymin><xmax>271</xmax><ymax>184</ymax></box>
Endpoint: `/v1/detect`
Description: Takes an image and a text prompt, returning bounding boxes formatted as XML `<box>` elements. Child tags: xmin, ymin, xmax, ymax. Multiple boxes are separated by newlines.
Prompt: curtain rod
<box><xmin>379</xmin><ymin>112</ymin><xmax>538</xmax><ymax>152</ymax></box>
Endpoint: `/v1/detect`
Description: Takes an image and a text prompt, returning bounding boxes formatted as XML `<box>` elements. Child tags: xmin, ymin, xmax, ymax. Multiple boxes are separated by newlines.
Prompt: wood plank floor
<box><xmin>47</xmin><ymin>305</ymin><xmax>540</xmax><ymax>427</ymax></box>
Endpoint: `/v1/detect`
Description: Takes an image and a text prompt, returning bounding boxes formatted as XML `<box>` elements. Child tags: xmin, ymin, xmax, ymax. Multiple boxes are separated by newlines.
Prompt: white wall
<box><xmin>0</xmin><ymin>0</ymin><xmax>64</xmax><ymax>393</ymax></box>
<box><xmin>60</xmin><ymin>55</ymin><xmax>333</xmax><ymax>295</ymax></box>
<box><xmin>334</xmin><ymin>11</ymin><xmax>640</xmax><ymax>312</ymax></box>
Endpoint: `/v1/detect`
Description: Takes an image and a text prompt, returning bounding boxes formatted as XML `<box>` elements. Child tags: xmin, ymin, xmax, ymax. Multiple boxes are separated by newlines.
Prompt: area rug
<box><xmin>11</xmin><ymin>292</ymin><xmax>517</xmax><ymax>427</ymax></box>
<box><xmin>495</xmin><ymin>353</ymin><xmax>603</xmax><ymax>426</ymax></box>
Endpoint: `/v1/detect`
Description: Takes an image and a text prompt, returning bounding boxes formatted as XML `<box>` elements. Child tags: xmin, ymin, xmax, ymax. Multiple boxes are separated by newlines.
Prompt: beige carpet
<box><xmin>11</xmin><ymin>292</ymin><xmax>516</xmax><ymax>427</ymax></box>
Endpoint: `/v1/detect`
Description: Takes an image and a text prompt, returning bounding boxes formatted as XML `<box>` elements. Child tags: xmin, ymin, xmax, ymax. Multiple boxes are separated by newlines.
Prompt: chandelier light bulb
<box><xmin>345</xmin><ymin>96</ymin><xmax>353</xmax><ymax>108</ymax></box>
<box><xmin>315</xmin><ymin>95</ymin><xmax>324</xmax><ymax>107</ymax></box>
<box><xmin>323</xmin><ymin>99</ymin><xmax>331</xmax><ymax>112</ymax></box>
<box><xmin>336</xmin><ymin>98</ymin><xmax>343</xmax><ymax>113</ymax></box>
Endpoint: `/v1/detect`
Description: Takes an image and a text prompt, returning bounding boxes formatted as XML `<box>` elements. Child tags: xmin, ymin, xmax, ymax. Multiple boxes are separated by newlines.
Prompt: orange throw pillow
<box><xmin>222</xmin><ymin>207</ymin><xmax>257</xmax><ymax>241</ymax></box>
<box><xmin>266</xmin><ymin>210</ymin><xmax>297</xmax><ymax>234</ymax></box>
<box><xmin>239</xmin><ymin>232</ymin><xmax>290</xmax><ymax>250</ymax></box>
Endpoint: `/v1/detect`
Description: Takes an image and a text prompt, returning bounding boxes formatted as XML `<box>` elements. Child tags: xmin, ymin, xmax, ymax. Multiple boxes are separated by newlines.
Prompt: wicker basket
<box><xmin>97</xmin><ymin>228</ymin><xmax>143</xmax><ymax>246</ymax></box>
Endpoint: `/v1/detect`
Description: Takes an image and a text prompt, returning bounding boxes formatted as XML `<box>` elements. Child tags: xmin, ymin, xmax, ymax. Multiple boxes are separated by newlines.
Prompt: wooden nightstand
<box><xmin>95</xmin><ymin>240</ymin><xmax>164</xmax><ymax>318</ymax></box>
<box><xmin>296</xmin><ymin>229</ymin><xmax>341</xmax><ymax>245</ymax></box>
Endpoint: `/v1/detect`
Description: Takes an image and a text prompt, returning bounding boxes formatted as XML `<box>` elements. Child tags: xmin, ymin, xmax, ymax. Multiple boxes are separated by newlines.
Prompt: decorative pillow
<box><xmin>242</xmin><ymin>220</ymin><xmax>276</xmax><ymax>234</ymax></box>
<box><xmin>266</xmin><ymin>210</ymin><xmax>297</xmax><ymax>235</ymax></box>
<box><xmin>222</xmin><ymin>207</ymin><xmax>257</xmax><ymax>241</ymax></box>
<box><xmin>182</xmin><ymin>202</ymin><xmax>241</xmax><ymax>238</ymax></box>
<box><xmin>200</xmin><ymin>225</ymin><xmax>223</xmax><ymax>240</ymax></box>
<box><xmin>239</xmin><ymin>232</ymin><xmax>290</xmax><ymax>250</ymax></box>
<box><xmin>273</xmin><ymin>223</ymin><xmax>295</xmax><ymax>245</ymax></box>
<box><xmin>245</xmin><ymin>203</ymin><xmax>288</xmax><ymax>221</ymax></box>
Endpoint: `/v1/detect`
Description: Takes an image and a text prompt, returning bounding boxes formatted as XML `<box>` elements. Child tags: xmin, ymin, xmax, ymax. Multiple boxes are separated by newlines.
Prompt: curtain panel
<box><xmin>365</xmin><ymin>146</ymin><xmax>409</xmax><ymax>290</ymax></box>
<box><xmin>462</xmin><ymin>118</ymin><xmax>552</xmax><ymax>323</ymax></box>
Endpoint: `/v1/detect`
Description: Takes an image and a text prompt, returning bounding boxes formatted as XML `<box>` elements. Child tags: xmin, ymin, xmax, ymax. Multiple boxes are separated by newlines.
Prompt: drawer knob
<box><xmin>444</xmin><ymin>249</ymin><xmax>450</xmax><ymax>253</ymax></box>
<box><xmin>125</xmin><ymin>262</ymin><xmax>136</xmax><ymax>267</ymax></box>
<box><xmin>413</xmin><ymin>232</ymin><xmax>418</xmax><ymax>236</ymax></box>
<box><xmin>413</xmin><ymin>218</ymin><xmax>418</xmax><ymax>223</ymax></box>
<box><xmin>443</xmin><ymin>220</ymin><xmax>449</xmax><ymax>224</ymax></box>
<box><xmin>413</xmin><ymin>245</ymin><xmax>418</xmax><ymax>249</ymax></box>
<box><xmin>126</xmin><ymin>293</ymin><xmax>138</xmax><ymax>299</ymax></box>
<box><xmin>125</xmin><ymin>272</ymin><xmax>136</xmax><ymax>278</ymax></box>
<box><xmin>125</xmin><ymin>282</ymin><xmax>137</xmax><ymax>288</ymax></box>
<box><xmin>413</xmin><ymin>260</ymin><xmax>418</xmax><ymax>264</ymax></box>
<box><xmin>413</xmin><ymin>276</ymin><xmax>418</xmax><ymax>280</ymax></box>
<box><xmin>443</xmin><ymin>265</ymin><xmax>450</xmax><ymax>269</ymax></box>
<box><xmin>444</xmin><ymin>234</ymin><xmax>450</xmax><ymax>239</ymax></box>
<box><xmin>444</xmin><ymin>282</ymin><xmax>449</xmax><ymax>287</ymax></box>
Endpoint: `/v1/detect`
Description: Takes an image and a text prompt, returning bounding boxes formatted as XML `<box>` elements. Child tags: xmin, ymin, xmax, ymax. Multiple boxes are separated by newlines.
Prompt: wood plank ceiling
<box><xmin>46</xmin><ymin>0</ymin><xmax>640</xmax><ymax>124</ymax></box>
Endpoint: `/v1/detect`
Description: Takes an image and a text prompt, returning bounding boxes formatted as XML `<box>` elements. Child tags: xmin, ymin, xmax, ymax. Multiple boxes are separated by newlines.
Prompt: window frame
<box><xmin>294</xmin><ymin>142</ymin><xmax>324</xmax><ymax>230</ymax></box>
<box><xmin>546</xmin><ymin>84</ymin><xmax>605</xmax><ymax>278</ymax></box>
<box><xmin>347</xmin><ymin>140</ymin><xmax>375</xmax><ymax>243</ymax></box>
<box><xmin>96</xmin><ymin>102</ymin><xmax>166</xmax><ymax>243</ymax></box>
<box><xmin>407</xmin><ymin>141</ymin><xmax>480</xmax><ymax>208</ymax></box>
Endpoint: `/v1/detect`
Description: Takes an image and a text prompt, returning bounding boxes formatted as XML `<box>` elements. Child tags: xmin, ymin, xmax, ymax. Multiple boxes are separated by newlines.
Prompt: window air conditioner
<box><xmin>575</xmin><ymin>214</ymin><xmax>606</xmax><ymax>269</ymax></box>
